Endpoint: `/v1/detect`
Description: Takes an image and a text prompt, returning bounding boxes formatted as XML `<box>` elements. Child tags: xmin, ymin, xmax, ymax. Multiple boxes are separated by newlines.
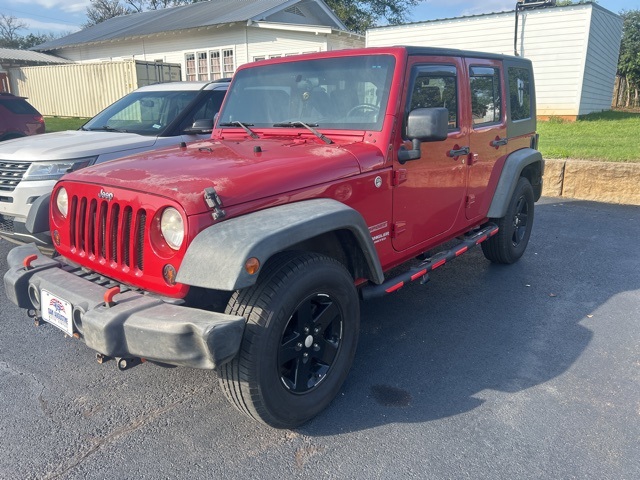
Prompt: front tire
<box><xmin>482</xmin><ymin>176</ymin><xmax>535</xmax><ymax>264</ymax></box>
<box><xmin>218</xmin><ymin>252</ymin><xmax>359</xmax><ymax>428</ymax></box>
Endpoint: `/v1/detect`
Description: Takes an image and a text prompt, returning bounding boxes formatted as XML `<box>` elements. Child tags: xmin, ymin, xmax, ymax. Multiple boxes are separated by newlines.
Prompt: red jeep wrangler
<box><xmin>4</xmin><ymin>47</ymin><xmax>543</xmax><ymax>428</ymax></box>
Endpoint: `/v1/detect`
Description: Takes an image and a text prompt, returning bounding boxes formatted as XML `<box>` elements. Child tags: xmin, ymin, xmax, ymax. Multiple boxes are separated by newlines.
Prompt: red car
<box><xmin>6</xmin><ymin>47</ymin><xmax>543</xmax><ymax>428</ymax></box>
<box><xmin>0</xmin><ymin>93</ymin><xmax>45</xmax><ymax>141</ymax></box>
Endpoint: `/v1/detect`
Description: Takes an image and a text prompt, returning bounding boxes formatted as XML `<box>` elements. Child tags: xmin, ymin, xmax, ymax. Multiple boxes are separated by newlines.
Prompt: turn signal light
<box><xmin>163</xmin><ymin>264</ymin><xmax>177</xmax><ymax>285</ymax></box>
<box><xmin>244</xmin><ymin>257</ymin><xmax>260</xmax><ymax>275</ymax></box>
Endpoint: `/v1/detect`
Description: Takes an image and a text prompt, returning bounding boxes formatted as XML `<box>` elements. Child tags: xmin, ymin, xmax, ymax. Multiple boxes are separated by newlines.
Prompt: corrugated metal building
<box><xmin>9</xmin><ymin>61</ymin><xmax>181</xmax><ymax>117</ymax></box>
<box><xmin>0</xmin><ymin>48</ymin><xmax>68</xmax><ymax>93</ymax></box>
<box><xmin>366</xmin><ymin>2</ymin><xmax>622</xmax><ymax>119</ymax></box>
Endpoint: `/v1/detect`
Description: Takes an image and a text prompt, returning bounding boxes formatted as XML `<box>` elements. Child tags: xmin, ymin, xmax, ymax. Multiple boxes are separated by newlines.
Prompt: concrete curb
<box><xmin>542</xmin><ymin>159</ymin><xmax>640</xmax><ymax>206</ymax></box>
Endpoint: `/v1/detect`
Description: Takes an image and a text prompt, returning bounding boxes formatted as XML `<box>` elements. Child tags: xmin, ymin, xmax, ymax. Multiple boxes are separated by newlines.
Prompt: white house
<box><xmin>366</xmin><ymin>1</ymin><xmax>622</xmax><ymax>119</ymax></box>
<box><xmin>33</xmin><ymin>0</ymin><xmax>364</xmax><ymax>82</ymax></box>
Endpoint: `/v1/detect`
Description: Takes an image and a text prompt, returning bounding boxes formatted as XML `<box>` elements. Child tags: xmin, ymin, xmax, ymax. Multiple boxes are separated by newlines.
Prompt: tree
<box><xmin>84</xmin><ymin>0</ymin><xmax>206</xmax><ymax>27</ymax></box>
<box><xmin>0</xmin><ymin>14</ymin><xmax>27</xmax><ymax>48</ymax></box>
<box><xmin>0</xmin><ymin>14</ymin><xmax>63</xmax><ymax>49</ymax></box>
<box><xmin>18</xmin><ymin>33</ymin><xmax>58</xmax><ymax>49</ymax></box>
<box><xmin>618</xmin><ymin>11</ymin><xmax>640</xmax><ymax>87</ymax></box>
<box><xmin>84</xmin><ymin>0</ymin><xmax>131</xmax><ymax>27</ymax></box>
<box><xmin>125</xmin><ymin>0</ymin><xmax>205</xmax><ymax>12</ymax></box>
<box><xmin>325</xmin><ymin>0</ymin><xmax>420</xmax><ymax>34</ymax></box>
<box><xmin>84</xmin><ymin>0</ymin><xmax>418</xmax><ymax>34</ymax></box>
<box><xmin>617</xmin><ymin>10</ymin><xmax>640</xmax><ymax>107</ymax></box>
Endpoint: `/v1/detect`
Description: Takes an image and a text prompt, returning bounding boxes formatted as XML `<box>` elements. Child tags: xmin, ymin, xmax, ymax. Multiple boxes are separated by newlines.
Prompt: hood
<box><xmin>0</xmin><ymin>130</ymin><xmax>158</xmax><ymax>160</ymax></box>
<box><xmin>64</xmin><ymin>137</ymin><xmax>380</xmax><ymax>215</ymax></box>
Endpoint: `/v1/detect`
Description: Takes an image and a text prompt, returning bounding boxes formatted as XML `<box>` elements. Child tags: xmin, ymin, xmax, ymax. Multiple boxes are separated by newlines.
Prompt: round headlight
<box><xmin>160</xmin><ymin>207</ymin><xmax>184</xmax><ymax>250</ymax></box>
<box><xmin>56</xmin><ymin>187</ymin><xmax>68</xmax><ymax>218</ymax></box>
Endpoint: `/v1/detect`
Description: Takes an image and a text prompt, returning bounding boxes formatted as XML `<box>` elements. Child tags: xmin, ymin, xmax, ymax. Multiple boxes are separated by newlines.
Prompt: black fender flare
<box><xmin>176</xmin><ymin>198</ymin><xmax>385</xmax><ymax>291</ymax></box>
<box><xmin>487</xmin><ymin>148</ymin><xmax>544</xmax><ymax>219</ymax></box>
<box><xmin>26</xmin><ymin>192</ymin><xmax>51</xmax><ymax>234</ymax></box>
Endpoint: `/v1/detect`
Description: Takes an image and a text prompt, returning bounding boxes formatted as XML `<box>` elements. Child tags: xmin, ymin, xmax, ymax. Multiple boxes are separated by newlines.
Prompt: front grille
<box><xmin>0</xmin><ymin>161</ymin><xmax>31</xmax><ymax>192</ymax></box>
<box><xmin>69</xmin><ymin>195</ymin><xmax>147</xmax><ymax>271</ymax></box>
<box><xmin>0</xmin><ymin>214</ymin><xmax>14</xmax><ymax>234</ymax></box>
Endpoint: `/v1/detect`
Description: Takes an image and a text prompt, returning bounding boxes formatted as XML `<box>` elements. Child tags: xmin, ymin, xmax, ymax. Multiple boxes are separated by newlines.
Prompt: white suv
<box><xmin>0</xmin><ymin>80</ymin><xmax>228</xmax><ymax>247</ymax></box>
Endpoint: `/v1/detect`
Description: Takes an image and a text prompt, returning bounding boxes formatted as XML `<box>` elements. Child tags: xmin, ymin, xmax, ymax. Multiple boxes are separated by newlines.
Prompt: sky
<box><xmin>1</xmin><ymin>0</ymin><xmax>638</xmax><ymax>37</ymax></box>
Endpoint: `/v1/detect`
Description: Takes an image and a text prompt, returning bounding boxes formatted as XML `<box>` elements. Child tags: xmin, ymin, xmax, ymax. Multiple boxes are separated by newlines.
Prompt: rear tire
<box><xmin>482</xmin><ymin>176</ymin><xmax>535</xmax><ymax>264</ymax></box>
<box><xmin>218</xmin><ymin>252</ymin><xmax>359</xmax><ymax>428</ymax></box>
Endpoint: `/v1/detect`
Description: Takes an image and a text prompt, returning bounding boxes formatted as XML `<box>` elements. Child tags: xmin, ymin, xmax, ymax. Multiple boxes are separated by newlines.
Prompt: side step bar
<box><xmin>361</xmin><ymin>224</ymin><xmax>499</xmax><ymax>300</ymax></box>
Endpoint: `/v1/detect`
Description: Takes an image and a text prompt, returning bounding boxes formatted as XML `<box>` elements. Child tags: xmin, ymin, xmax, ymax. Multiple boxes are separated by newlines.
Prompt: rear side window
<box><xmin>409</xmin><ymin>65</ymin><xmax>458</xmax><ymax>130</ymax></box>
<box><xmin>0</xmin><ymin>98</ymin><xmax>39</xmax><ymax>115</ymax></box>
<box><xmin>508</xmin><ymin>67</ymin><xmax>532</xmax><ymax>121</ymax></box>
<box><xmin>470</xmin><ymin>66</ymin><xmax>501</xmax><ymax>126</ymax></box>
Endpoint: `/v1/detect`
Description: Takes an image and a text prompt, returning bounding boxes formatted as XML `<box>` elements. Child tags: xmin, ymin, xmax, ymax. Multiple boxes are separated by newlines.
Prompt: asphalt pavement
<box><xmin>0</xmin><ymin>198</ymin><xmax>638</xmax><ymax>479</ymax></box>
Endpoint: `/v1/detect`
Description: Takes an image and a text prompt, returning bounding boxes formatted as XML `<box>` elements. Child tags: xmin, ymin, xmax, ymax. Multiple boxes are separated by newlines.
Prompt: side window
<box><xmin>409</xmin><ymin>65</ymin><xmax>458</xmax><ymax>130</ymax></box>
<box><xmin>508</xmin><ymin>67</ymin><xmax>531</xmax><ymax>121</ymax></box>
<box><xmin>470</xmin><ymin>66</ymin><xmax>502</xmax><ymax>126</ymax></box>
<box><xmin>111</xmin><ymin>96</ymin><xmax>169</xmax><ymax>125</ymax></box>
<box><xmin>180</xmin><ymin>90</ymin><xmax>227</xmax><ymax>131</ymax></box>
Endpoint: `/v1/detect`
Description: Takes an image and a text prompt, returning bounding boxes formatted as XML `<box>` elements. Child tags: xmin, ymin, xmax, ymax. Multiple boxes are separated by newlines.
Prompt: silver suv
<box><xmin>0</xmin><ymin>80</ymin><xmax>228</xmax><ymax>247</ymax></box>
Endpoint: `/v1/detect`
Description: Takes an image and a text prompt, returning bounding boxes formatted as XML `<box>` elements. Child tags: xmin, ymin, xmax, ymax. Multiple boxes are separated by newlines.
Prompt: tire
<box><xmin>218</xmin><ymin>252</ymin><xmax>359</xmax><ymax>428</ymax></box>
<box><xmin>482</xmin><ymin>176</ymin><xmax>535</xmax><ymax>264</ymax></box>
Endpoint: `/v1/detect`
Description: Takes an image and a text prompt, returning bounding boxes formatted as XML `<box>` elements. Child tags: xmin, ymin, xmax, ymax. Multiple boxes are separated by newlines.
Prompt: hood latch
<box><xmin>204</xmin><ymin>187</ymin><xmax>226</xmax><ymax>221</ymax></box>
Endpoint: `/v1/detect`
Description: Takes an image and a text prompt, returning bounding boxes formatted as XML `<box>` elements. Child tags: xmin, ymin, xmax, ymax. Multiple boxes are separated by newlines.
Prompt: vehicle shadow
<box><xmin>301</xmin><ymin>199</ymin><xmax>640</xmax><ymax>435</ymax></box>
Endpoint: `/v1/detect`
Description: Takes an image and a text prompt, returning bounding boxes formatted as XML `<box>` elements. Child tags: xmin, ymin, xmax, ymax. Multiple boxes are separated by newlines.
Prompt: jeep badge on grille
<box><xmin>98</xmin><ymin>189</ymin><xmax>114</xmax><ymax>201</ymax></box>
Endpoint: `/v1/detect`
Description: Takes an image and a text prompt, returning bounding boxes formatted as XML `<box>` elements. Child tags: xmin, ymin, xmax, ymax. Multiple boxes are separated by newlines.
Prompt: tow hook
<box><xmin>116</xmin><ymin>357</ymin><xmax>143</xmax><ymax>371</ymax></box>
<box><xmin>28</xmin><ymin>310</ymin><xmax>43</xmax><ymax>326</ymax></box>
<box><xmin>96</xmin><ymin>353</ymin><xmax>144</xmax><ymax>371</ymax></box>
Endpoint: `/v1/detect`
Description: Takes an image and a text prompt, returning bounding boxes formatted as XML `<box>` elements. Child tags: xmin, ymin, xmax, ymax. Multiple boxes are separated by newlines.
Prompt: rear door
<box><xmin>465</xmin><ymin>59</ymin><xmax>507</xmax><ymax>220</ymax></box>
<box><xmin>392</xmin><ymin>57</ymin><xmax>469</xmax><ymax>252</ymax></box>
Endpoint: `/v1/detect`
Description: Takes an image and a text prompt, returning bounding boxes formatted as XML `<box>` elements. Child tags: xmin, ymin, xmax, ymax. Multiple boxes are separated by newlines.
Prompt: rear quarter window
<box><xmin>0</xmin><ymin>99</ymin><xmax>39</xmax><ymax>115</ymax></box>
<box><xmin>504</xmin><ymin>60</ymin><xmax>536</xmax><ymax>139</ymax></box>
<box><xmin>508</xmin><ymin>67</ymin><xmax>532</xmax><ymax>121</ymax></box>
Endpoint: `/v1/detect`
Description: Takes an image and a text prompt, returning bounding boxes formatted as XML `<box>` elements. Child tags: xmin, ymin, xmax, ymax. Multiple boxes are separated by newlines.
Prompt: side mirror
<box><xmin>184</xmin><ymin>118</ymin><xmax>214</xmax><ymax>134</ymax></box>
<box><xmin>406</xmin><ymin>107</ymin><xmax>448</xmax><ymax>142</ymax></box>
<box><xmin>399</xmin><ymin>107</ymin><xmax>449</xmax><ymax>164</ymax></box>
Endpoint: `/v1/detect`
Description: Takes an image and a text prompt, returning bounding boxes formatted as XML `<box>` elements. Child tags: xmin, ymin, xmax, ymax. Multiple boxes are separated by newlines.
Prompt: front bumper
<box><xmin>0</xmin><ymin>214</ymin><xmax>53</xmax><ymax>249</ymax></box>
<box><xmin>4</xmin><ymin>244</ymin><xmax>245</xmax><ymax>370</ymax></box>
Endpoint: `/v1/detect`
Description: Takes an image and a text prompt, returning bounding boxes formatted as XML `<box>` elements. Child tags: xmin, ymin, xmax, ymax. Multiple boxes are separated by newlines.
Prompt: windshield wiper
<box><xmin>273</xmin><ymin>121</ymin><xmax>332</xmax><ymax>144</ymax></box>
<box><xmin>219</xmin><ymin>121</ymin><xmax>259</xmax><ymax>139</ymax></box>
<box><xmin>85</xmin><ymin>125</ymin><xmax>128</xmax><ymax>133</ymax></box>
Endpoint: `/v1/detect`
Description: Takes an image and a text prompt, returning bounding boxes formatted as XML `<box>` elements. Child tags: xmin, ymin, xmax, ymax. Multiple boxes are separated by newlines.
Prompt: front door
<box><xmin>392</xmin><ymin>59</ymin><xmax>469</xmax><ymax>252</ymax></box>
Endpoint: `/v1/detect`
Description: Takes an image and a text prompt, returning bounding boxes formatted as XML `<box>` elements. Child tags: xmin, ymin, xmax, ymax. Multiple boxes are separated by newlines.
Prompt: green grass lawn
<box><xmin>538</xmin><ymin>110</ymin><xmax>640</xmax><ymax>162</ymax></box>
<box><xmin>45</xmin><ymin>116</ymin><xmax>90</xmax><ymax>133</ymax></box>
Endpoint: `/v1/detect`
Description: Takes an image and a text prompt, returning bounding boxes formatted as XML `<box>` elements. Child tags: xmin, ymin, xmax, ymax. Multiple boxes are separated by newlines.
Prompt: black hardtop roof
<box><xmin>401</xmin><ymin>46</ymin><xmax>530</xmax><ymax>64</ymax></box>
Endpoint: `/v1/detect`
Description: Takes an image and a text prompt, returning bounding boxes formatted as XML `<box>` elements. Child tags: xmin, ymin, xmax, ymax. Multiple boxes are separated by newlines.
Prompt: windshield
<box><xmin>218</xmin><ymin>55</ymin><xmax>395</xmax><ymax>131</ymax></box>
<box><xmin>83</xmin><ymin>90</ymin><xmax>199</xmax><ymax>136</ymax></box>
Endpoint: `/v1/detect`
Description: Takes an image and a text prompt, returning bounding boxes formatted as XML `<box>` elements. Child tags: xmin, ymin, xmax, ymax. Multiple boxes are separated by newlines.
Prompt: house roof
<box><xmin>33</xmin><ymin>0</ymin><xmax>347</xmax><ymax>51</ymax></box>
<box><xmin>0</xmin><ymin>47</ymin><xmax>68</xmax><ymax>65</ymax></box>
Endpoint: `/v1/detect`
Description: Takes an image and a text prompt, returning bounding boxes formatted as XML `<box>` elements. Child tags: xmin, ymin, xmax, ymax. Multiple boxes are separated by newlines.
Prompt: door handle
<box><xmin>448</xmin><ymin>146</ymin><xmax>470</xmax><ymax>158</ymax></box>
<box><xmin>490</xmin><ymin>137</ymin><xmax>508</xmax><ymax>148</ymax></box>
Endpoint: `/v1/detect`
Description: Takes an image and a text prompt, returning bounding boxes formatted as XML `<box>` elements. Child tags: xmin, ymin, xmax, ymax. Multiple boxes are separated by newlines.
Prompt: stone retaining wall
<box><xmin>541</xmin><ymin>159</ymin><xmax>640</xmax><ymax>205</ymax></box>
